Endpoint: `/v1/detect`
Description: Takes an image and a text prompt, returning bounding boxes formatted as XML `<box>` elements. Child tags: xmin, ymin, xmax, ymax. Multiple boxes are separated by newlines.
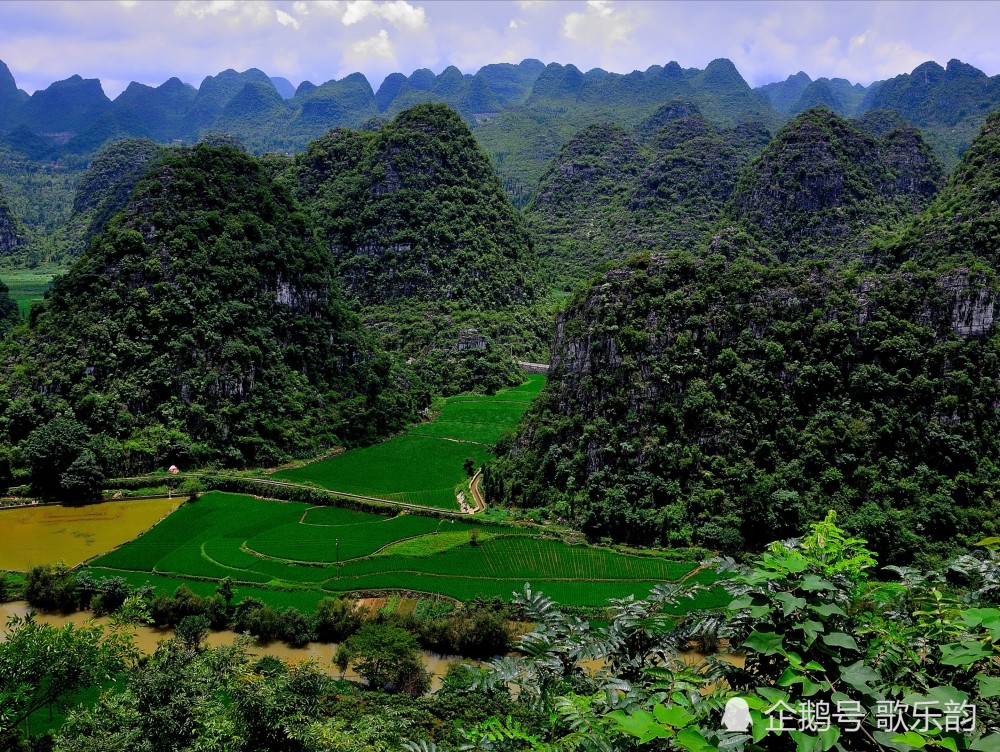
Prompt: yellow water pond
<box><xmin>0</xmin><ymin>498</ymin><xmax>183</xmax><ymax>571</ymax></box>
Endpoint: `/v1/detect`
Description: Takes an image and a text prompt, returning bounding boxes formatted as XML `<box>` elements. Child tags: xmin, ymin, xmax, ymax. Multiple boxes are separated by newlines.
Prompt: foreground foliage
<box><xmin>416</xmin><ymin>513</ymin><xmax>1000</xmax><ymax>751</ymax></box>
<box><xmin>9</xmin><ymin>514</ymin><xmax>998</xmax><ymax>752</ymax></box>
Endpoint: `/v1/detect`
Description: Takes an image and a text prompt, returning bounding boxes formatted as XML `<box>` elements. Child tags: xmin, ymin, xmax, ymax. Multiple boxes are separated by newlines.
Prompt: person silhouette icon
<box><xmin>722</xmin><ymin>697</ymin><xmax>751</xmax><ymax>732</ymax></box>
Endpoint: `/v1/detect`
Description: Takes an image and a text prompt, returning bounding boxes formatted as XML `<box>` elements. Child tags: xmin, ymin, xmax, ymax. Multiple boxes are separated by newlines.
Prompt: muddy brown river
<box><xmin>0</xmin><ymin>601</ymin><xmax>463</xmax><ymax>689</ymax></box>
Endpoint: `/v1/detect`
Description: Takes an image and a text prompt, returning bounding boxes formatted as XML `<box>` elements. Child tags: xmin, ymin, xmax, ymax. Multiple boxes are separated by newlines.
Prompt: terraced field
<box><xmin>273</xmin><ymin>375</ymin><xmax>544</xmax><ymax>510</ymax></box>
<box><xmin>89</xmin><ymin>491</ymin><xmax>721</xmax><ymax>609</ymax></box>
<box><xmin>1</xmin><ymin>267</ymin><xmax>58</xmax><ymax>317</ymax></box>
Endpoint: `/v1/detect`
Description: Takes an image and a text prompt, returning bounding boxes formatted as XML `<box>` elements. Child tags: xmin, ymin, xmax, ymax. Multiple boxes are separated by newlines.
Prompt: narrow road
<box><xmin>469</xmin><ymin>469</ymin><xmax>486</xmax><ymax>513</ymax></box>
<box><xmin>516</xmin><ymin>360</ymin><xmax>551</xmax><ymax>374</ymax></box>
<box><xmin>109</xmin><ymin>472</ymin><xmax>483</xmax><ymax>517</ymax></box>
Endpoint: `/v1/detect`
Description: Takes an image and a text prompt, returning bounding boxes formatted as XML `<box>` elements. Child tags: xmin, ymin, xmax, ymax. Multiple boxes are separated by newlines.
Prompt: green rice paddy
<box><xmin>0</xmin><ymin>267</ymin><xmax>59</xmax><ymax>317</ymax></box>
<box><xmin>89</xmin><ymin>491</ymin><xmax>721</xmax><ymax>609</ymax></box>
<box><xmin>273</xmin><ymin>375</ymin><xmax>545</xmax><ymax>510</ymax></box>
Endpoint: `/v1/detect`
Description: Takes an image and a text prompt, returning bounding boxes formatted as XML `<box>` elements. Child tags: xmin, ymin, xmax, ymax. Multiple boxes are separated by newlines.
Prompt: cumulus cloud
<box><xmin>345</xmin><ymin>28</ymin><xmax>396</xmax><ymax>67</ymax></box>
<box><xmin>292</xmin><ymin>0</ymin><xmax>343</xmax><ymax>15</ymax></box>
<box><xmin>275</xmin><ymin>8</ymin><xmax>300</xmax><ymax>27</ymax></box>
<box><xmin>341</xmin><ymin>1</ymin><xmax>426</xmax><ymax>31</ymax></box>
<box><xmin>174</xmin><ymin>0</ymin><xmax>273</xmax><ymax>25</ymax></box>
<box><xmin>562</xmin><ymin>0</ymin><xmax>635</xmax><ymax>46</ymax></box>
<box><xmin>2</xmin><ymin>0</ymin><xmax>1000</xmax><ymax>100</ymax></box>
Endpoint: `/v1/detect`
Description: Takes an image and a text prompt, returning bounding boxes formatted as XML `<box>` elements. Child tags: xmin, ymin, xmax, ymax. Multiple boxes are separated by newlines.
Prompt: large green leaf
<box><xmin>890</xmin><ymin>731</ymin><xmax>927</xmax><ymax>748</ymax></box>
<box><xmin>652</xmin><ymin>703</ymin><xmax>694</xmax><ymax>728</ymax></box>
<box><xmin>940</xmin><ymin>642</ymin><xmax>991</xmax><ymax>667</ymax></box>
<box><xmin>977</xmin><ymin>675</ymin><xmax>1000</xmax><ymax>698</ymax></box>
<box><xmin>821</xmin><ymin>632</ymin><xmax>859</xmax><ymax>651</ymax></box>
<box><xmin>809</xmin><ymin>603</ymin><xmax>846</xmax><ymax>618</ymax></box>
<box><xmin>745</xmin><ymin>630</ymin><xmax>785</xmax><ymax>656</ymax></box>
<box><xmin>775</xmin><ymin>591</ymin><xmax>807</xmax><ymax>616</ymax></box>
<box><xmin>839</xmin><ymin>661</ymin><xmax>879</xmax><ymax>693</ymax></box>
<box><xmin>971</xmin><ymin>735</ymin><xmax>1000</xmax><ymax>752</ymax></box>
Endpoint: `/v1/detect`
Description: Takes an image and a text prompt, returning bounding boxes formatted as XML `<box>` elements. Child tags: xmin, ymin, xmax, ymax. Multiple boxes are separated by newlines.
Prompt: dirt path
<box><xmin>469</xmin><ymin>469</ymin><xmax>486</xmax><ymax>513</ymax></box>
<box><xmin>108</xmin><ymin>474</ymin><xmax>481</xmax><ymax>517</ymax></box>
<box><xmin>516</xmin><ymin>360</ymin><xmax>550</xmax><ymax>373</ymax></box>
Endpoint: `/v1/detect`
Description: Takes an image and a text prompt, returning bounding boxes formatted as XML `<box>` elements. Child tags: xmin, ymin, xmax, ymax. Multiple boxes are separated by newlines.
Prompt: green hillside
<box><xmin>723</xmin><ymin>108</ymin><xmax>944</xmax><ymax>261</ymax></box>
<box><xmin>288</xmin><ymin>103</ymin><xmax>547</xmax><ymax>392</ymax></box>
<box><xmin>878</xmin><ymin>109</ymin><xmax>1000</xmax><ymax>268</ymax></box>
<box><xmin>487</xmin><ymin>109</ymin><xmax>1000</xmax><ymax>567</ymax></box>
<box><xmin>0</xmin><ymin>143</ymin><xmax>417</xmax><ymax>493</ymax></box>
<box><xmin>527</xmin><ymin>103</ymin><xmax>764</xmax><ymax>286</ymax></box>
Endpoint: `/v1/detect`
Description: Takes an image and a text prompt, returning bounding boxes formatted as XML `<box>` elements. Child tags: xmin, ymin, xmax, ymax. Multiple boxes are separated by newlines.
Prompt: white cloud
<box><xmin>517</xmin><ymin>1</ymin><xmax>544</xmax><ymax>9</ymax></box>
<box><xmin>276</xmin><ymin>9</ymin><xmax>300</xmax><ymax>28</ymax></box>
<box><xmin>118</xmin><ymin>0</ymin><xmax>138</xmax><ymax>8</ymax></box>
<box><xmin>345</xmin><ymin>28</ymin><xmax>397</xmax><ymax>66</ymax></box>
<box><xmin>292</xmin><ymin>0</ymin><xmax>343</xmax><ymax>14</ymax></box>
<box><xmin>174</xmin><ymin>0</ymin><xmax>237</xmax><ymax>18</ymax></box>
<box><xmin>341</xmin><ymin>1</ymin><xmax>426</xmax><ymax>31</ymax></box>
<box><xmin>562</xmin><ymin>0</ymin><xmax>634</xmax><ymax>45</ymax></box>
<box><xmin>175</xmin><ymin>0</ymin><xmax>295</xmax><ymax>27</ymax></box>
<box><xmin>509</xmin><ymin>19</ymin><xmax>519</xmax><ymax>29</ymax></box>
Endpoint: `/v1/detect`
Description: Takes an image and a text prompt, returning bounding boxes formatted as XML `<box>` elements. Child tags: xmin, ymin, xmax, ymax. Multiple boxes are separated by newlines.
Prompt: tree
<box><xmin>315</xmin><ymin>597</ymin><xmax>362</xmax><ymax>642</ymax></box>
<box><xmin>23</xmin><ymin>417</ymin><xmax>90</xmax><ymax>500</ymax></box>
<box><xmin>59</xmin><ymin>449</ymin><xmax>104</xmax><ymax>501</ymax></box>
<box><xmin>174</xmin><ymin>615</ymin><xmax>210</xmax><ymax>649</ymax></box>
<box><xmin>0</xmin><ymin>616</ymin><xmax>130</xmax><ymax>739</ymax></box>
<box><xmin>335</xmin><ymin>624</ymin><xmax>429</xmax><ymax>696</ymax></box>
<box><xmin>216</xmin><ymin>577</ymin><xmax>235</xmax><ymax>608</ymax></box>
<box><xmin>0</xmin><ymin>278</ymin><xmax>19</xmax><ymax>336</ymax></box>
<box><xmin>24</xmin><ymin>564</ymin><xmax>76</xmax><ymax>611</ymax></box>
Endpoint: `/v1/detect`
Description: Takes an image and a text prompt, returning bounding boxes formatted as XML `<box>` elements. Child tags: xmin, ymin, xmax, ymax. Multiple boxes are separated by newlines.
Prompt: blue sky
<box><xmin>1</xmin><ymin>0</ymin><xmax>999</xmax><ymax>98</ymax></box>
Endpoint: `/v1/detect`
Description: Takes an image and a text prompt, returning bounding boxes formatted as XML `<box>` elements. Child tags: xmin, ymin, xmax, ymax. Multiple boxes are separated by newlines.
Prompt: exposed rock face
<box><xmin>0</xmin><ymin>188</ymin><xmax>26</xmax><ymax>255</ymax></box>
<box><xmin>945</xmin><ymin>273</ymin><xmax>996</xmax><ymax>337</ymax></box>
<box><xmin>486</xmin><ymin>251</ymin><xmax>1000</xmax><ymax>557</ymax></box>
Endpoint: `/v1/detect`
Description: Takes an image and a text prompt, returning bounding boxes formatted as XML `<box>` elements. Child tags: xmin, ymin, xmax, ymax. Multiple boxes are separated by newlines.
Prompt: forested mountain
<box><xmin>861</xmin><ymin>58</ymin><xmax>1000</xmax><ymax>168</ymax></box>
<box><xmin>722</xmin><ymin>108</ymin><xmax>944</xmax><ymax>261</ymax></box>
<box><xmin>527</xmin><ymin>106</ymin><xmax>941</xmax><ymax>283</ymax></box>
<box><xmin>759</xmin><ymin>71</ymin><xmax>870</xmax><ymax>116</ymax></box>
<box><xmin>485</xmin><ymin>109</ymin><xmax>1000</xmax><ymax>566</ymax></box>
<box><xmin>290</xmin><ymin>104</ymin><xmax>538</xmax><ymax>307</ymax></box>
<box><xmin>287</xmin><ymin>104</ymin><xmax>547</xmax><ymax>391</ymax></box>
<box><xmin>52</xmin><ymin>137</ymin><xmax>164</xmax><ymax>257</ymax></box>
<box><xmin>476</xmin><ymin>58</ymin><xmax>781</xmax><ymax>205</ymax></box>
<box><xmin>0</xmin><ymin>59</ymin><xmax>27</xmax><ymax>132</ymax></box>
<box><xmin>879</xmin><ymin>107</ymin><xmax>1000</xmax><ymax>268</ymax></box>
<box><xmin>0</xmin><ymin>183</ymin><xmax>27</xmax><ymax>254</ymax></box>
<box><xmin>526</xmin><ymin>103</ymin><xmax>767</xmax><ymax>285</ymax></box>
<box><xmin>1</xmin><ymin>55</ymin><xmax>999</xmax><ymax>229</ymax></box>
<box><xmin>0</xmin><ymin>143</ymin><xmax>418</xmax><ymax>494</ymax></box>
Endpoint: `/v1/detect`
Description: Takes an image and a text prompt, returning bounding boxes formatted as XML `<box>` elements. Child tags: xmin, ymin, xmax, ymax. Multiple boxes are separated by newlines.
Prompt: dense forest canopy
<box><xmin>287</xmin><ymin>103</ymin><xmax>549</xmax><ymax>394</ymax></box>
<box><xmin>486</xmin><ymin>109</ymin><xmax>1000</xmax><ymax>567</ymax></box>
<box><xmin>0</xmin><ymin>143</ymin><xmax>419</xmax><ymax>494</ymax></box>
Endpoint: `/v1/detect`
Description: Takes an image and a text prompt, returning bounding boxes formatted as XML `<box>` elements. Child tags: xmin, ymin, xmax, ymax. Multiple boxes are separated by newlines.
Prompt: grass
<box><xmin>374</xmin><ymin>528</ymin><xmax>499</xmax><ymax>557</ymax></box>
<box><xmin>88</xmin><ymin>491</ymin><xmax>719</xmax><ymax>610</ymax></box>
<box><xmin>249</xmin><ymin>512</ymin><xmax>455</xmax><ymax>563</ymax></box>
<box><xmin>275</xmin><ymin>436</ymin><xmax>492</xmax><ymax>511</ymax></box>
<box><xmin>0</xmin><ymin>267</ymin><xmax>60</xmax><ymax>318</ymax></box>
<box><xmin>273</xmin><ymin>375</ymin><xmax>545</xmax><ymax>511</ymax></box>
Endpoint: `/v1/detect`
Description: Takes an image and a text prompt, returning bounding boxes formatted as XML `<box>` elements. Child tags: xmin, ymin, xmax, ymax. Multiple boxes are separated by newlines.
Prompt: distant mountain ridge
<box><xmin>0</xmin><ymin>56</ymin><xmax>989</xmax><ymax>155</ymax></box>
<box><xmin>0</xmin><ymin>55</ymin><xmax>998</xmax><ymax>221</ymax></box>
